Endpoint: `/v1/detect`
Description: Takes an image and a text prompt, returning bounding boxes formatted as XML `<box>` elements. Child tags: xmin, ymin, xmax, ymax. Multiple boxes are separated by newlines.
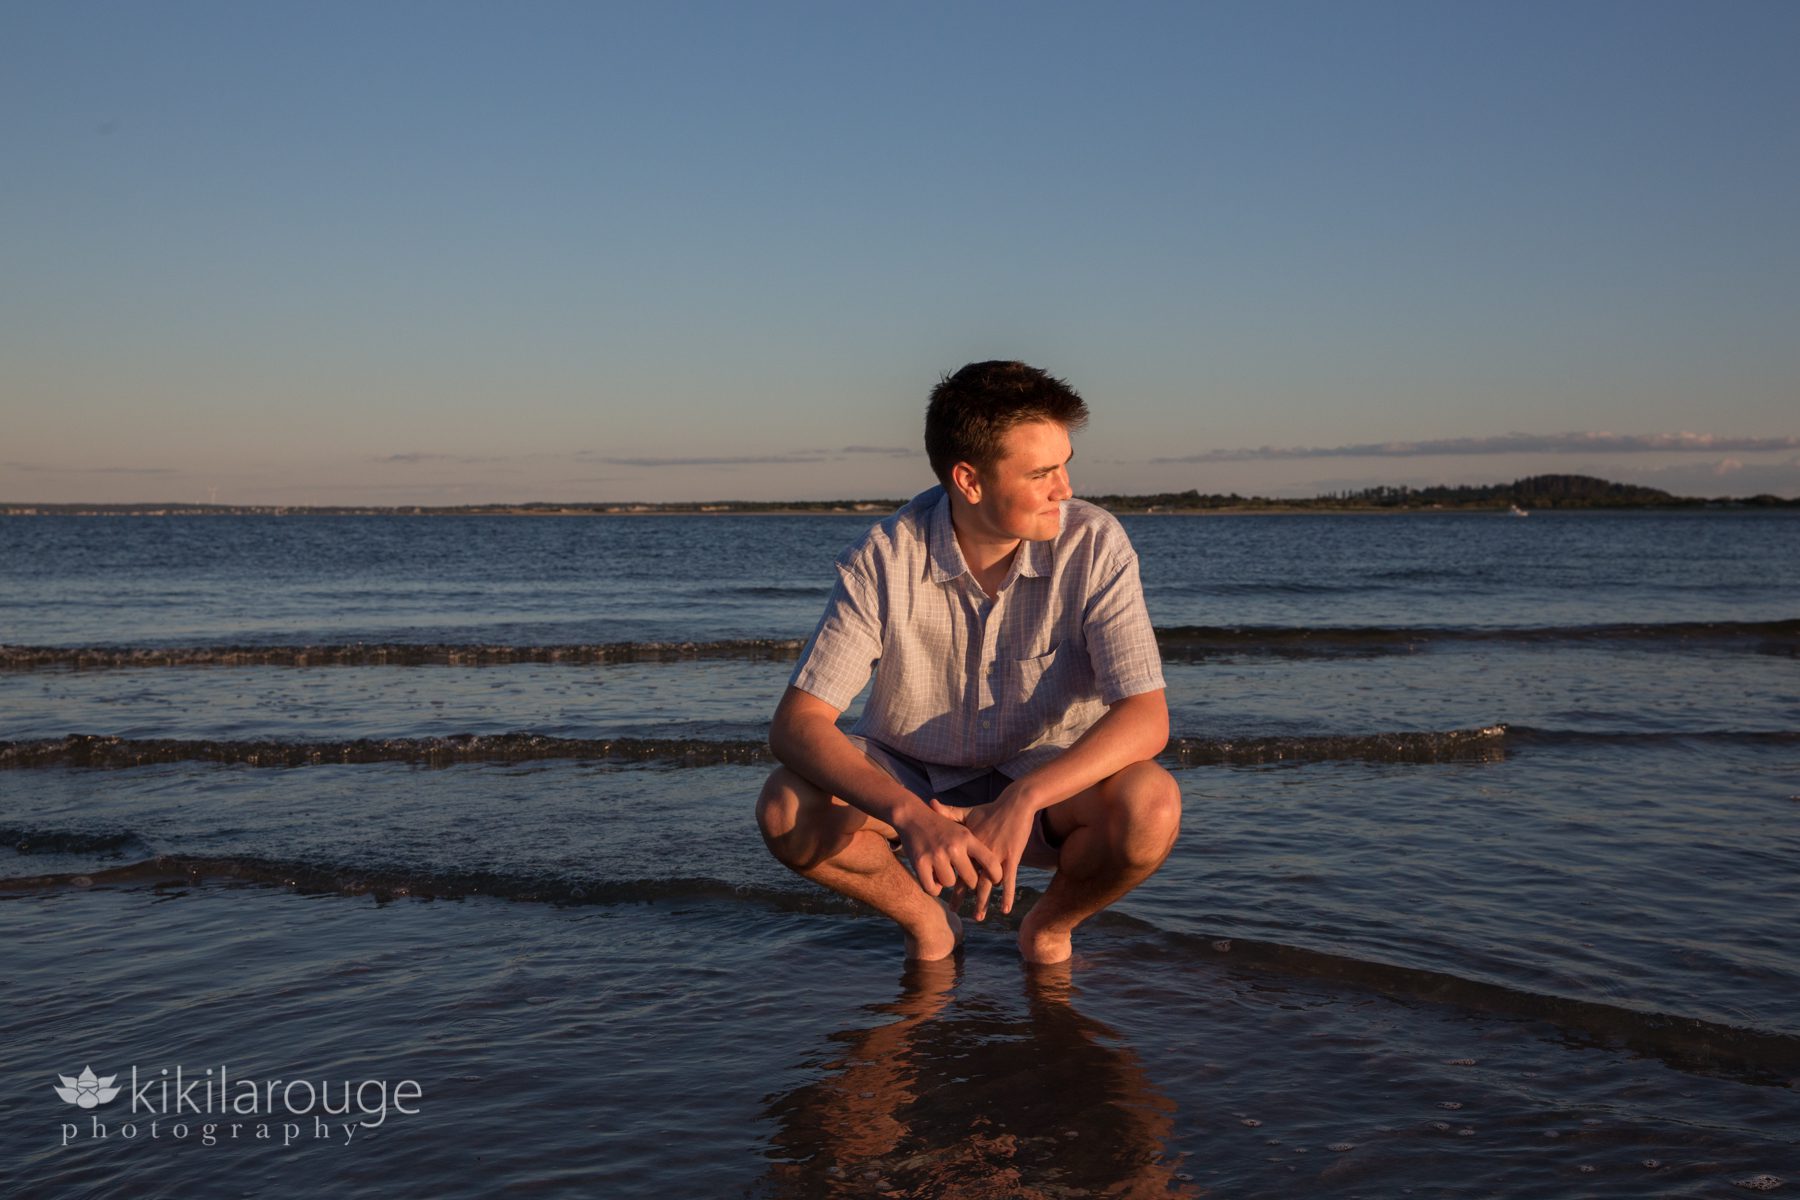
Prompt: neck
<box><xmin>949</xmin><ymin>503</ymin><xmax>1021</xmax><ymax>594</ymax></box>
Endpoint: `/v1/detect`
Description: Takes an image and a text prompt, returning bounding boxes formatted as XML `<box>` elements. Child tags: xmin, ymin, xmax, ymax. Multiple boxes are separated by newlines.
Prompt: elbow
<box><xmin>768</xmin><ymin>688</ymin><xmax>832</xmax><ymax>768</ymax></box>
<box><xmin>1131</xmin><ymin>691</ymin><xmax>1170</xmax><ymax>760</ymax></box>
<box><xmin>767</xmin><ymin>714</ymin><xmax>798</xmax><ymax>767</ymax></box>
<box><xmin>1146</xmin><ymin>711</ymin><xmax>1170</xmax><ymax>760</ymax></box>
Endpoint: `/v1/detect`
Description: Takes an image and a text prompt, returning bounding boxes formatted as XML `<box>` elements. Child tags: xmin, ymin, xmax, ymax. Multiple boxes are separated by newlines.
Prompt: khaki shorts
<box><xmin>845</xmin><ymin>733</ymin><xmax>1064</xmax><ymax>872</ymax></box>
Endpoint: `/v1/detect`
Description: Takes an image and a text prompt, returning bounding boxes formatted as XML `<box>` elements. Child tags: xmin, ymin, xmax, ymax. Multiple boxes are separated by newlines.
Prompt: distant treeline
<box><xmin>4</xmin><ymin>475</ymin><xmax>1795</xmax><ymax>516</ymax></box>
<box><xmin>1085</xmin><ymin>474</ymin><xmax>1799</xmax><ymax>512</ymax></box>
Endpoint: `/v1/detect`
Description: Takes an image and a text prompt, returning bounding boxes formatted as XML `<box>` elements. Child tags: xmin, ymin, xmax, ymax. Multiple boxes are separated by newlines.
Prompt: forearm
<box><xmin>768</xmin><ymin>692</ymin><xmax>935</xmax><ymax>832</ymax></box>
<box><xmin>1009</xmin><ymin>690</ymin><xmax>1170</xmax><ymax>812</ymax></box>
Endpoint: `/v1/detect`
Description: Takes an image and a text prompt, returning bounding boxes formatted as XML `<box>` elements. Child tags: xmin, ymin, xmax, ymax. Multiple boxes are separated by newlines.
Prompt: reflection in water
<box><xmin>760</xmin><ymin>960</ymin><xmax>1197</xmax><ymax>1198</ymax></box>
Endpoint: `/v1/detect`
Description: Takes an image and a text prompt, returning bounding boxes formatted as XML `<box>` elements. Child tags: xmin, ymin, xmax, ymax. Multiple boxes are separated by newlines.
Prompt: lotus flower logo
<box><xmin>54</xmin><ymin>1066</ymin><xmax>121</xmax><ymax>1109</ymax></box>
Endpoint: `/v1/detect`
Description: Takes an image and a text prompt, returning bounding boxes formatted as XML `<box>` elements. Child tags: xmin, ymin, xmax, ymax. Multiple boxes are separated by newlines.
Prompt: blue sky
<box><xmin>3</xmin><ymin>0</ymin><xmax>1796</xmax><ymax>504</ymax></box>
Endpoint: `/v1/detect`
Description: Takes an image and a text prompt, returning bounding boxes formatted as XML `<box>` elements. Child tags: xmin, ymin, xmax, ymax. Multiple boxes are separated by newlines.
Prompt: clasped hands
<box><xmin>893</xmin><ymin>782</ymin><xmax>1043</xmax><ymax>922</ymax></box>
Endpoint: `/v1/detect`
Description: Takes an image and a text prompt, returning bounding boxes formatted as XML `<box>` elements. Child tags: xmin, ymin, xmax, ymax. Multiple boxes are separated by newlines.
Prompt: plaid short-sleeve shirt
<box><xmin>789</xmin><ymin>485</ymin><xmax>1166</xmax><ymax>794</ymax></box>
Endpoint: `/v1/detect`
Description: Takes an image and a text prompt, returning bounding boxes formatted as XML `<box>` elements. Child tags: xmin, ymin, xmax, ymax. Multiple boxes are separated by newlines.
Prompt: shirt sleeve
<box><xmin>788</xmin><ymin>559</ymin><xmax>883</xmax><ymax>711</ymax></box>
<box><xmin>1083</xmin><ymin>549</ymin><xmax>1165</xmax><ymax>704</ymax></box>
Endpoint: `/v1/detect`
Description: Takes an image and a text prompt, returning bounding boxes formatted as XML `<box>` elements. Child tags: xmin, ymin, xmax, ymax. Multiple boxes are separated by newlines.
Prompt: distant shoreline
<box><xmin>4</xmin><ymin>501</ymin><xmax>1795</xmax><ymax>517</ymax></box>
<box><xmin>4</xmin><ymin>471</ymin><xmax>1797</xmax><ymax>516</ymax></box>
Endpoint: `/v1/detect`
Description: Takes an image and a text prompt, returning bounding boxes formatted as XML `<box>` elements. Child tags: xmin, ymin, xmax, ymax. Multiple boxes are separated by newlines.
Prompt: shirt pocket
<box><xmin>1005</xmin><ymin>644</ymin><xmax>1066</xmax><ymax>733</ymax></box>
<box><xmin>1022</xmin><ymin>647</ymin><xmax>1058</xmax><ymax>705</ymax></box>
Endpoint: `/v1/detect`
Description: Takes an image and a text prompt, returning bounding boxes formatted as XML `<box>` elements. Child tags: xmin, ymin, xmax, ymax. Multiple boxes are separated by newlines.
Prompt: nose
<box><xmin>1050</xmin><ymin>466</ymin><xmax>1073</xmax><ymax>501</ymax></box>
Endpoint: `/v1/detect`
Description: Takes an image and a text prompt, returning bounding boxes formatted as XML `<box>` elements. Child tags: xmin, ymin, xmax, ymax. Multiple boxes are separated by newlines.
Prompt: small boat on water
<box><xmin>1510</xmin><ymin>504</ymin><xmax>1529</xmax><ymax>517</ymax></box>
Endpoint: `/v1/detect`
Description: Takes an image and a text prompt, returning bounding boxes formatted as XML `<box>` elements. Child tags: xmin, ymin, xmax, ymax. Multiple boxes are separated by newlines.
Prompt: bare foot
<box><xmin>903</xmin><ymin>896</ymin><xmax>964</xmax><ymax>961</ymax></box>
<box><xmin>1017</xmin><ymin>910</ymin><xmax>1072</xmax><ymax>965</ymax></box>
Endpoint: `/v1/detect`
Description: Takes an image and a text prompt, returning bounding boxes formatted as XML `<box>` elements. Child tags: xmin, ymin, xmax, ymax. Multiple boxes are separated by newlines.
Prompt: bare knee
<box><xmin>756</xmin><ymin>767</ymin><xmax>804</xmax><ymax>855</ymax></box>
<box><xmin>756</xmin><ymin>766</ymin><xmax>836</xmax><ymax>870</ymax></box>
<box><xmin>1103</xmin><ymin>762</ymin><xmax>1182</xmax><ymax>870</ymax></box>
<box><xmin>756</xmin><ymin>768</ymin><xmax>799</xmax><ymax>838</ymax></box>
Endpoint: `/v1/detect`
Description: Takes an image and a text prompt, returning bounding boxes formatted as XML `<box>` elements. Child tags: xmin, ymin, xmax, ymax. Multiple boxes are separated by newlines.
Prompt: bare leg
<box><xmin>1018</xmin><ymin>761</ymin><xmax>1181</xmax><ymax>965</ymax></box>
<box><xmin>757</xmin><ymin>765</ymin><xmax>964</xmax><ymax>961</ymax></box>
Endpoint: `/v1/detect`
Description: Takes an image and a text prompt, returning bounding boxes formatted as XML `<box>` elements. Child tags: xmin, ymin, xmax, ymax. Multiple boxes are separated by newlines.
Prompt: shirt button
<box><xmin>981</xmin><ymin>719</ymin><xmax>992</xmax><ymax>729</ymax></box>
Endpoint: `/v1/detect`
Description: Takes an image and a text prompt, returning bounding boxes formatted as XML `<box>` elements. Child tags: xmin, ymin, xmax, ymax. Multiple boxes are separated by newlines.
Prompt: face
<box><xmin>957</xmin><ymin>419</ymin><xmax>1074</xmax><ymax>543</ymax></box>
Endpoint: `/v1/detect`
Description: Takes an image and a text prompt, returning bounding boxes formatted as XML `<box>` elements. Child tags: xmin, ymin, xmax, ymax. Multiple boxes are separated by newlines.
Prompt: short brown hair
<box><xmin>924</xmin><ymin>361</ymin><xmax>1089</xmax><ymax>485</ymax></box>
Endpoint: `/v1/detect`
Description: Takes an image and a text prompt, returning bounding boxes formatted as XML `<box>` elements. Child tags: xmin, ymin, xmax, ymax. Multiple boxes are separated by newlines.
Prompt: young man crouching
<box><xmin>756</xmin><ymin>360</ymin><xmax>1180</xmax><ymax>963</ymax></box>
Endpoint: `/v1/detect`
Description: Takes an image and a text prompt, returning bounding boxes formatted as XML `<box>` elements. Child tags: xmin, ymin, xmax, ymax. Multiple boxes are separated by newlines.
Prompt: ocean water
<box><xmin>1</xmin><ymin>510</ymin><xmax>1796</xmax><ymax>1197</ymax></box>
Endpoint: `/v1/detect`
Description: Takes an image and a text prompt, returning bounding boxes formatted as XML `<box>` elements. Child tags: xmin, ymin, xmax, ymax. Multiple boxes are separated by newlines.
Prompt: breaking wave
<box><xmin>0</xmin><ymin>640</ymin><xmax>807</xmax><ymax>669</ymax></box>
<box><xmin>1154</xmin><ymin>619</ymin><xmax>1800</xmax><ymax>659</ymax></box>
<box><xmin>0</xmin><ymin>728</ymin><xmax>1513</xmax><ymax>769</ymax></box>
<box><xmin>2</xmin><ymin>619</ymin><xmax>1792</xmax><ymax>670</ymax></box>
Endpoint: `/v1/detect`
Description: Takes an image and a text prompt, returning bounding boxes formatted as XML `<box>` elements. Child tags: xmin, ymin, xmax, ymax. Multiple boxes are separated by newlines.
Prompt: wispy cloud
<box><xmin>318</xmin><ymin>481</ymin><xmax>488</xmax><ymax>493</ymax></box>
<box><xmin>840</xmin><ymin>445</ymin><xmax>914</xmax><ymax>456</ymax></box>
<box><xmin>376</xmin><ymin>453</ymin><xmax>504</xmax><ymax>465</ymax></box>
<box><xmin>577</xmin><ymin>453</ymin><xmax>829</xmax><ymax>468</ymax></box>
<box><xmin>0</xmin><ymin>462</ymin><xmax>177</xmax><ymax>475</ymax></box>
<box><xmin>1152</xmin><ymin>432</ymin><xmax>1800</xmax><ymax>463</ymax></box>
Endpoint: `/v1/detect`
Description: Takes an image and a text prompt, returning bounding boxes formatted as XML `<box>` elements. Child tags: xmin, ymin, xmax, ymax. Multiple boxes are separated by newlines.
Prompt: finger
<box><xmin>1003</xmin><ymin>859</ymin><xmax>1018</xmax><ymax>915</ymax></box>
<box><xmin>916</xmin><ymin>855</ymin><xmax>942</xmax><ymax>896</ymax></box>
<box><xmin>970</xmin><ymin>839</ymin><xmax>1004</xmax><ymax>885</ymax></box>
<box><xmin>953</xmin><ymin>851</ymin><xmax>980</xmax><ymax>892</ymax></box>
<box><xmin>973</xmin><ymin>876</ymin><xmax>993</xmax><ymax>922</ymax></box>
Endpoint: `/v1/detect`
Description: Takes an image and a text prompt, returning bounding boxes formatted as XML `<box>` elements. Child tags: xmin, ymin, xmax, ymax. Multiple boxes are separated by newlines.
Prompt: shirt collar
<box><xmin>925</xmin><ymin>487</ymin><xmax>965</xmax><ymax>585</ymax></box>
<box><xmin>925</xmin><ymin>487</ymin><xmax>1060</xmax><ymax>587</ymax></box>
<box><xmin>1017</xmin><ymin>525</ymin><xmax>1056</xmax><ymax>579</ymax></box>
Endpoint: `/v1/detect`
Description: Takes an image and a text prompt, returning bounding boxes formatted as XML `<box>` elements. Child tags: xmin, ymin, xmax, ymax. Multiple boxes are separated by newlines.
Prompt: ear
<box><xmin>949</xmin><ymin>460</ymin><xmax>982</xmax><ymax>504</ymax></box>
